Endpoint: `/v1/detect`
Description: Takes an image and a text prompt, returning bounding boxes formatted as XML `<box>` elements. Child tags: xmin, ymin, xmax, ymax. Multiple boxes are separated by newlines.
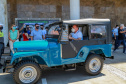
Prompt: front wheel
<box><xmin>13</xmin><ymin>61</ymin><xmax>42</xmax><ymax>84</ymax></box>
<box><xmin>84</xmin><ymin>54</ymin><xmax>104</xmax><ymax>75</ymax></box>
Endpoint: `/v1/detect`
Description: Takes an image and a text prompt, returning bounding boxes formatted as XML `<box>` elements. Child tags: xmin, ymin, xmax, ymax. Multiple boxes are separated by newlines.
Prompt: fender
<box><xmin>77</xmin><ymin>44</ymin><xmax>112</xmax><ymax>60</ymax></box>
<box><xmin>11</xmin><ymin>51</ymin><xmax>50</xmax><ymax>66</ymax></box>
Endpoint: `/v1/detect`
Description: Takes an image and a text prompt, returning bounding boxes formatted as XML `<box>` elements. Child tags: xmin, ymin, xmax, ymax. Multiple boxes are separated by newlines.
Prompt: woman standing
<box><xmin>8</xmin><ymin>24</ymin><xmax>19</xmax><ymax>54</ymax></box>
<box><xmin>23</xmin><ymin>28</ymin><xmax>29</xmax><ymax>41</ymax></box>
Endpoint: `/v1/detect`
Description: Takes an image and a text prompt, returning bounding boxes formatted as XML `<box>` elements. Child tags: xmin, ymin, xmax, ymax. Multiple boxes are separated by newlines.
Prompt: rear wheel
<box><xmin>13</xmin><ymin>61</ymin><xmax>42</xmax><ymax>84</ymax></box>
<box><xmin>84</xmin><ymin>54</ymin><xmax>104</xmax><ymax>75</ymax></box>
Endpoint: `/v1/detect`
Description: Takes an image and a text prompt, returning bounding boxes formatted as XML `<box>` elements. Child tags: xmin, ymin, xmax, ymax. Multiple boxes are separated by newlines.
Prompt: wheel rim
<box><xmin>19</xmin><ymin>66</ymin><xmax>37</xmax><ymax>83</ymax></box>
<box><xmin>89</xmin><ymin>58</ymin><xmax>101</xmax><ymax>73</ymax></box>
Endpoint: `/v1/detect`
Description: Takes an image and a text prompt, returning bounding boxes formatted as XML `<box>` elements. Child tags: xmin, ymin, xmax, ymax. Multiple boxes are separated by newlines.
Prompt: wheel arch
<box><xmin>11</xmin><ymin>55</ymin><xmax>47</xmax><ymax>66</ymax></box>
<box><xmin>88</xmin><ymin>49</ymin><xmax>105</xmax><ymax>59</ymax></box>
<box><xmin>79</xmin><ymin>44</ymin><xmax>112</xmax><ymax>62</ymax></box>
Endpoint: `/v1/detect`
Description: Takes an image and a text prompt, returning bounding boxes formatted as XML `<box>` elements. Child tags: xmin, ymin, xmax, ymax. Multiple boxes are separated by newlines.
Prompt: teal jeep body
<box><xmin>11</xmin><ymin>40</ymin><xmax>112</xmax><ymax>67</ymax></box>
<box><xmin>2</xmin><ymin>19</ymin><xmax>114</xmax><ymax>84</ymax></box>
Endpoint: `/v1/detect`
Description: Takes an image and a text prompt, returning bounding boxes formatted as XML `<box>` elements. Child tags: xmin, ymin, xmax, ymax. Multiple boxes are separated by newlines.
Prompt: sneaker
<box><xmin>123</xmin><ymin>52</ymin><xmax>126</xmax><ymax>54</ymax></box>
<box><xmin>113</xmin><ymin>50</ymin><xmax>116</xmax><ymax>52</ymax></box>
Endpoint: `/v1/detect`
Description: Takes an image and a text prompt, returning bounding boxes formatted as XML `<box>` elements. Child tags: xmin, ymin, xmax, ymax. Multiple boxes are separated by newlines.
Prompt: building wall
<box><xmin>7</xmin><ymin>0</ymin><xmax>70</xmax><ymax>28</ymax></box>
<box><xmin>80</xmin><ymin>0</ymin><xmax>126</xmax><ymax>27</ymax></box>
<box><xmin>7</xmin><ymin>0</ymin><xmax>126</xmax><ymax>28</ymax></box>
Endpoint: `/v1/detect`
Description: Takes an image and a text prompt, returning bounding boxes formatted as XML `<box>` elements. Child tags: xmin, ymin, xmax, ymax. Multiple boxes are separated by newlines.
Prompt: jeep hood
<box><xmin>13</xmin><ymin>40</ymin><xmax>49</xmax><ymax>52</ymax></box>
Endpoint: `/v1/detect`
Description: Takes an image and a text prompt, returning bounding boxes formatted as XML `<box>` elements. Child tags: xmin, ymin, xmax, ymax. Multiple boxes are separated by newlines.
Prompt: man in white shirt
<box><xmin>69</xmin><ymin>25</ymin><xmax>83</xmax><ymax>40</ymax></box>
<box><xmin>113</xmin><ymin>25</ymin><xmax>119</xmax><ymax>51</ymax></box>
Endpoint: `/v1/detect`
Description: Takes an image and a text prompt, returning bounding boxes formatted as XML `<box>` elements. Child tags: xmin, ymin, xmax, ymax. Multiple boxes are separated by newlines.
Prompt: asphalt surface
<box><xmin>0</xmin><ymin>48</ymin><xmax>126</xmax><ymax>84</ymax></box>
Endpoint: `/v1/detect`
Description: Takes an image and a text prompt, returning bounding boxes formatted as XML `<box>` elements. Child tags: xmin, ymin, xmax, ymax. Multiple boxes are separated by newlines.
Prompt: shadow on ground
<box><xmin>0</xmin><ymin>73</ymin><xmax>15</xmax><ymax>84</ymax></box>
<box><xmin>41</xmin><ymin>66</ymin><xmax>105</xmax><ymax>84</ymax></box>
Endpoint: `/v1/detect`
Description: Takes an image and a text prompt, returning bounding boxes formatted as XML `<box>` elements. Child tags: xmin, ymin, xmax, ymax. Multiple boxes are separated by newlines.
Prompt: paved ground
<box><xmin>0</xmin><ymin>47</ymin><xmax>126</xmax><ymax>84</ymax></box>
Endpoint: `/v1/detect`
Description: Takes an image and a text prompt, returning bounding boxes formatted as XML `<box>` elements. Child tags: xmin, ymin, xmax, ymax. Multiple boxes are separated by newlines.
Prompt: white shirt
<box><xmin>70</xmin><ymin>30</ymin><xmax>83</xmax><ymax>40</ymax></box>
<box><xmin>113</xmin><ymin>28</ymin><xmax>118</xmax><ymax>36</ymax></box>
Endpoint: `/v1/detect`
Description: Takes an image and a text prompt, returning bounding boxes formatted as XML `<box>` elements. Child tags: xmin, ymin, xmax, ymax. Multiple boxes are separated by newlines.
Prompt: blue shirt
<box><xmin>27</xmin><ymin>30</ymin><xmax>31</xmax><ymax>35</ymax></box>
<box><xmin>31</xmin><ymin>29</ymin><xmax>43</xmax><ymax>40</ymax></box>
<box><xmin>113</xmin><ymin>28</ymin><xmax>118</xmax><ymax>36</ymax></box>
<box><xmin>42</xmin><ymin>30</ymin><xmax>46</xmax><ymax>38</ymax></box>
<box><xmin>70</xmin><ymin>30</ymin><xmax>83</xmax><ymax>40</ymax></box>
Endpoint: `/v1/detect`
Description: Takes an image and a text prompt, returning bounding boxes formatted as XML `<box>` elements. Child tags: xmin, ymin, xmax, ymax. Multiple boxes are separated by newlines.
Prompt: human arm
<box><xmin>8</xmin><ymin>32</ymin><xmax>13</xmax><ymax>41</ymax></box>
<box><xmin>113</xmin><ymin>30</ymin><xmax>116</xmax><ymax>39</ymax></box>
<box><xmin>119</xmin><ymin>30</ymin><xmax>126</xmax><ymax>33</ymax></box>
<box><xmin>31</xmin><ymin>31</ymin><xmax>33</xmax><ymax>40</ymax></box>
<box><xmin>41</xmin><ymin>30</ymin><xmax>45</xmax><ymax>40</ymax></box>
<box><xmin>69</xmin><ymin>36</ymin><xmax>81</xmax><ymax>40</ymax></box>
<box><xmin>16</xmin><ymin>30</ymin><xmax>19</xmax><ymax>39</ymax></box>
<box><xmin>69</xmin><ymin>32</ymin><xmax>82</xmax><ymax>40</ymax></box>
<box><xmin>31</xmin><ymin>36</ymin><xmax>33</xmax><ymax>40</ymax></box>
<box><xmin>19</xmin><ymin>24</ymin><xmax>25</xmax><ymax>32</ymax></box>
<box><xmin>25</xmin><ymin>33</ymin><xmax>29</xmax><ymax>39</ymax></box>
<box><xmin>42</xmin><ymin>35</ymin><xmax>45</xmax><ymax>40</ymax></box>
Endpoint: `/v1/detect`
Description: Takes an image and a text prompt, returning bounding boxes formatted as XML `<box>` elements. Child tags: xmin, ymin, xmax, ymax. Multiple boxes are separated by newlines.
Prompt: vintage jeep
<box><xmin>1</xmin><ymin>19</ymin><xmax>114</xmax><ymax>84</ymax></box>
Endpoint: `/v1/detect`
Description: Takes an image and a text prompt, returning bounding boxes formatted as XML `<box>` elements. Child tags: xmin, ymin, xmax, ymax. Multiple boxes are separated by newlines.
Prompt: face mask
<box><xmin>13</xmin><ymin>26</ymin><xmax>16</xmax><ymax>30</ymax></box>
<box><xmin>71</xmin><ymin>28</ymin><xmax>75</xmax><ymax>32</ymax></box>
<box><xmin>36</xmin><ymin>26</ymin><xmax>39</xmax><ymax>29</ymax></box>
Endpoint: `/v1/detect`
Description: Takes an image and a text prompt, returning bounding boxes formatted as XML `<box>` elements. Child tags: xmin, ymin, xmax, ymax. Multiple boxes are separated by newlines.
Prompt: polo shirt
<box><xmin>113</xmin><ymin>28</ymin><xmax>119</xmax><ymax>36</ymax></box>
<box><xmin>70</xmin><ymin>30</ymin><xmax>83</xmax><ymax>40</ymax></box>
<box><xmin>42</xmin><ymin>30</ymin><xmax>46</xmax><ymax>38</ymax></box>
<box><xmin>31</xmin><ymin>29</ymin><xmax>43</xmax><ymax>40</ymax></box>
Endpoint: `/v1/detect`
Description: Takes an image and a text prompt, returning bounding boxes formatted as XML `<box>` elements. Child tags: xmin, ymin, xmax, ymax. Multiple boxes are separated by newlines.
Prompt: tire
<box><xmin>84</xmin><ymin>54</ymin><xmax>104</xmax><ymax>75</ymax></box>
<box><xmin>13</xmin><ymin>61</ymin><xmax>42</xmax><ymax>84</ymax></box>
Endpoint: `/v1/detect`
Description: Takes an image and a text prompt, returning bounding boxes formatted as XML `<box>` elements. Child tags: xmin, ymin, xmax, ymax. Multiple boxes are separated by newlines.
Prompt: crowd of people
<box><xmin>8</xmin><ymin>23</ymin><xmax>48</xmax><ymax>54</ymax></box>
<box><xmin>112</xmin><ymin>24</ymin><xmax>126</xmax><ymax>54</ymax></box>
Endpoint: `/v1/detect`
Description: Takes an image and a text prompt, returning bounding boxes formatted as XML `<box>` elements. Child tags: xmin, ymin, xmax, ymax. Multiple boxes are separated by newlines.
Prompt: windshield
<box><xmin>48</xmin><ymin>25</ymin><xmax>62</xmax><ymax>35</ymax></box>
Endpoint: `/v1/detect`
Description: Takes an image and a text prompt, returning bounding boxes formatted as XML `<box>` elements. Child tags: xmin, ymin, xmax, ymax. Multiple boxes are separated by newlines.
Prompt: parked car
<box><xmin>1</xmin><ymin>18</ymin><xmax>114</xmax><ymax>84</ymax></box>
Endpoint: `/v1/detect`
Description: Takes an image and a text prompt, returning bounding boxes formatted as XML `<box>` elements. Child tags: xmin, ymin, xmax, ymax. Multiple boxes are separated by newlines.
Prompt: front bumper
<box><xmin>0</xmin><ymin>58</ymin><xmax>14</xmax><ymax>73</ymax></box>
<box><xmin>0</xmin><ymin>56</ymin><xmax>14</xmax><ymax>73</ymax></box>
<box><xmin>3</xmin><ymin>63</ymin><xmax>14</xmax><ymax>73</ymax></box>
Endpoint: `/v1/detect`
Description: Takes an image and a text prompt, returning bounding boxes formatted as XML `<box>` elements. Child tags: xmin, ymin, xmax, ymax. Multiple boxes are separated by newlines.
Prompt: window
<box><xmin>61</xmin><ymin>25</ymin><xmax>69</xmax><ymax>41</ymax></box>
<box><xmin>91</xmin><ymin>25</ymin><xmax>106</xmax><ymax>39</ymax></box>
<box><xmin>48</xmin><ymin>25</ymin><xmax>61</xmax><ymax>35</ymax></box>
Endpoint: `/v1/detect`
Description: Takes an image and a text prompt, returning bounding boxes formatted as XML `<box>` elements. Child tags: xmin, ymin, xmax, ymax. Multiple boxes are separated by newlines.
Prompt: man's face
<box><xmin>41</xmin><ymin>26</ymin><xmax>44</xmax><ymax>29</ymax></box>
<box><xmin>72</xmin><ymin>25</ymin><xmax>78</xmax><ymax>32</ymax></box>
<box><xmin>26</xmin><ymin>26</ymin><xmax>29</xmax><ymax>28</ymax></box>
<box><xmin>120</xmin><ymin>26</ymin><xmax>124</xmax><ymax>29</ymax></box>
<box><xmin>35</xmin><ymin>25</ymin><xmax>39</xmax><ymax>29</ymax></box>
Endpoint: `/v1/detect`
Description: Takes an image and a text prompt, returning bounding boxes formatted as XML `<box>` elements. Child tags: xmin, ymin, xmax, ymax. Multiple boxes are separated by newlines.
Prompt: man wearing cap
<box><xmin>0</xmin><ymin>24</ymin><xmax>4</xmax><ymax>67</ymax></box>
<box><xmin>114</xmin><ymin>24</ymin><xmax>126</xmax><ymax>54</ymax></box>
<box><xmin>69</xmin><ymin>25</ymin><xmax>83</xmax><ymax>40</ymax></box>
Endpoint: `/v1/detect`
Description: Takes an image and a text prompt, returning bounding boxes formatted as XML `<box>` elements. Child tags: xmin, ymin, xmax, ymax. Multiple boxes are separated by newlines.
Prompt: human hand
<box><xmin>23</xmin><ymin>24</ymin><xmax>25</xmax><ymax>27</ymax></box>
<box><xmin>12</xmin><ymin>40</ymin><xmax>16</xmax><ymax>43</ymax></box>
<box><xmin>69</xmin><ymin>36</ymin><xmax>73</xmax><ymax>40</ymax></box>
